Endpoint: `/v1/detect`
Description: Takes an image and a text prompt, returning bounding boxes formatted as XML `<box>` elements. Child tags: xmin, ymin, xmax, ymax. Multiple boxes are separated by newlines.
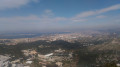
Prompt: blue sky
<box><xmin>0</xmin><ymin>0</ymin><xmax>120</xmax><ymax>32</ymax></box>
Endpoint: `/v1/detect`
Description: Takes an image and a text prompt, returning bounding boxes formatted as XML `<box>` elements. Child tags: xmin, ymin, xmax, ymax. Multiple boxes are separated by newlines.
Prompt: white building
<box><xmin>0</xmin><ymin>55</ymin><xmax>10</xmax><ymax>67</ymax></box>
<box><xmin>117</xmin><ymin>63</ymin><xmax>120</xmax><ymax>67</ymax></box>
<box><xmin>26</xmin><ymin>61</ymin><xmax>33</xmax><ymax>64</ymax></box>
<box><xmin>45</xmin><ymin>53</ymin><xmax>53</xmax><ymax>58</ymax></box>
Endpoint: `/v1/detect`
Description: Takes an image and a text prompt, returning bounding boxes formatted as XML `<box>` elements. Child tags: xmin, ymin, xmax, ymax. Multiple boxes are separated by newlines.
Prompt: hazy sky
<box><xmin>0</xmin><ymin>0</ymin><xmax>120</xmax><ymax>32</ymax></box>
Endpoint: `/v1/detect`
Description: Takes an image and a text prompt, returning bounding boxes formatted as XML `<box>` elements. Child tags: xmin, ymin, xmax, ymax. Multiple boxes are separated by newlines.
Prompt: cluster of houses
<box><xmin>21</xmin><ymin>48</ymin><xmax>73</xmax><ymax>67</ymax></box>
<box><xmin>0</xmin><ymin>48</ymin><xmax>73</xmax><ymax>67</ymax></box>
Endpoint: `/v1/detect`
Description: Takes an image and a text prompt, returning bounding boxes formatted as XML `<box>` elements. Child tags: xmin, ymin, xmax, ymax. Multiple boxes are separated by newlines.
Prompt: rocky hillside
<box><xmin>88</xmin><ymin>38</ymin><xmax>120</xmax><ymax>51</ymax></box>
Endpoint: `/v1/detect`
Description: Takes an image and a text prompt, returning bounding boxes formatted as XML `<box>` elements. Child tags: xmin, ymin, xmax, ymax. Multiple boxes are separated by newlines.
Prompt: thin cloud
<box><xmin>98</xmin><ymin>4</ymin><xmax>120</xmax><ymax>13</ymax></box>
<box><xmin>0</xmin><ymin>4</ymin><xmax>120</xmax><ymax>24</ymax></box>
<box><xmin>44</xmin><ymin>9</ymin><xmax>53</xmax><ymax>14</ymax></box>
<box><xmin>0</xmin><ymin>0</ymin><xmax>39</xmax><ymax>10</ymax></box>
<box><xmin>96</xmin><ymin>15</ymin><xmax>106</xmax><ymax>18</ymax></box>
<box><xmin>75</xmin><ymin>11</ymin><xmax>96</xmax><ymax>18</ymax></box>
<box><xmin>74</xmin><ymin>4</ymin><xmax>120</xmax><ymax>18</ymax></box>
<box><xmin>42</xmin><ymin>9</ymin><xmax>54</xmax><ymax>17</ymax></box>
<box><xmin>0</xmin><ymin>15</ymin><xmax>67</xmax><ymax>23</ymax></box>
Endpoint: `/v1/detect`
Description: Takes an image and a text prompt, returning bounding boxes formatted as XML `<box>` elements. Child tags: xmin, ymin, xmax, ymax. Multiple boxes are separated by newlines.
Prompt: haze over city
<box><xmin>0</xmin><ymin>0</ymin><xmax>120</xmax><ymax>33</ymax></box>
